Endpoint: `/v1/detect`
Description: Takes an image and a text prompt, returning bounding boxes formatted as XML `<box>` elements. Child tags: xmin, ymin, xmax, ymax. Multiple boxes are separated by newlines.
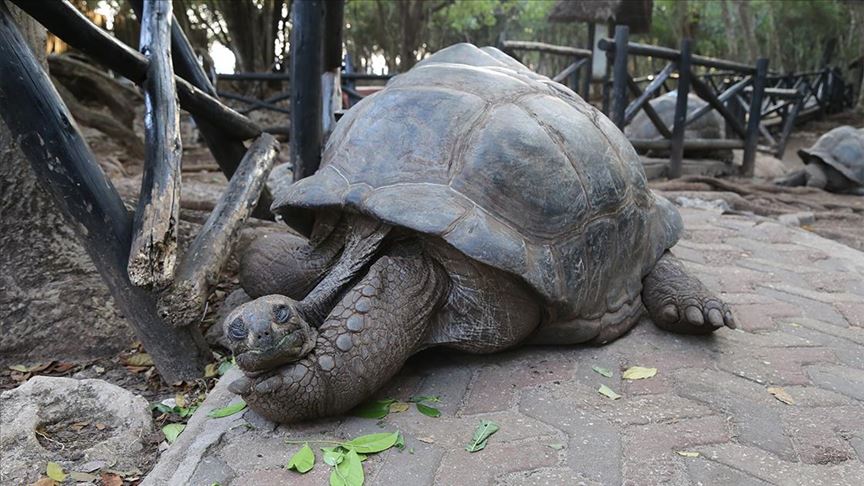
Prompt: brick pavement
<box><xmin>144</xmin><ymin>208</ymin><xmax>864</xmax><ymax>486</ymax></box>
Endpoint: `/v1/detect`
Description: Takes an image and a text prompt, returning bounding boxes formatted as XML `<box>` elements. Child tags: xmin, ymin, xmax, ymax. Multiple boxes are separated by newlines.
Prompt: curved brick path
<box><xmin>145</xmin><ymin>207</ymin><xmax>864</xmax><ymax>486</ymax></box>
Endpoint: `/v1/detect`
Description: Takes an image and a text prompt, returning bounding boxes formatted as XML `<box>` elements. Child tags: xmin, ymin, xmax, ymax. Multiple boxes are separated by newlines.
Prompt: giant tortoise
<box><xmin>223</xmin><ymin>44</ymin><xmax>735</xmax><ymax>423</ymax></box>
<box><xmin>626</xmin><ymin>92</ymin><xmax>732</xmax><ymax>162</ymax></box>
<box><xmin>774</xmin><ymin>125</ymin><xmax>864</xmax><ymax>194</ymax></box>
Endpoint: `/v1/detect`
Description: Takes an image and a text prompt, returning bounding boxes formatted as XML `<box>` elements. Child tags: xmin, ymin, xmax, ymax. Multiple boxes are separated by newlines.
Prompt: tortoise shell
<box><xmin>798</xmin><ymin>125</ymin><xmax>864</xmax><ymax>186</ymax></box>
<box><xmin>625</xmin><ymin>92</ymin><xmax>726</xmax><ymax>141</ymax></box>
<box><xmin>274</xmin><ymin>43</ymin><xmax>682</xmax><ymax>320</ymax></box>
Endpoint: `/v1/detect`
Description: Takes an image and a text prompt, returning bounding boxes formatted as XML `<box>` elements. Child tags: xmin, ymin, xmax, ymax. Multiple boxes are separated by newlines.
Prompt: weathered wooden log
<box><xmin>742</xmin><ymin>58</ymin><xmax>769</xmax><ymax>177</ymax></box>
<box><xmin>10</xmin><ymin>0</ymin><xmax>261</xmax><ymax>141</ymax></box>
<box><xmin>0</xmin><ymin>0</ymin><xmax>208</xmax><ymax>382</ymax></box>
<box><xmin>158</xmin><ymin>134</ymin><xmax>279</xmax><ymax>327</ymax></box>
<box><xmin>669</xmin><ymin>39</ymin><xmax>693</xmax><ymax>179</ymax></box>
<box><xmin>127</xmin><ymin>0</ymin><xmax>182</xmax><ymax>288</ymax></box>
<box><xmin>501</xmin><ymin>40</ymin><xmax>591</xmax><ymax>58</ymax></box>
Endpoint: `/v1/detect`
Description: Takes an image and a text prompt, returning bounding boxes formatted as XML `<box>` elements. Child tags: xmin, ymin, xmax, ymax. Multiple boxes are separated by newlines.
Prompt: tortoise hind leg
<box><xmin>642</xmin><ymin>251</ymin><xmax>735</xmax><ymax>335</ymax></box>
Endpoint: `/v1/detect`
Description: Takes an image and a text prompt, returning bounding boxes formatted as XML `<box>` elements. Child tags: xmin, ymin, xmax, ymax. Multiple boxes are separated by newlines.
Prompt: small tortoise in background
<box><xmin>775</xmin><ymin>125</ymin><xmax>864</xmax><ymax>194</ymax></box>
<box><xmin>224</xmin><ymin>43</ymin><xmax>735</xmax><ymax>423</ymax></box>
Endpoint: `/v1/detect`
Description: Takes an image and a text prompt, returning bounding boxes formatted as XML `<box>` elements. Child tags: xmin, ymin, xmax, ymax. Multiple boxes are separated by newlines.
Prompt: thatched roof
<box><xmin>548</xmin><ymin>0</ymin><xmax>653</xmax><ymax>34</ymax></box>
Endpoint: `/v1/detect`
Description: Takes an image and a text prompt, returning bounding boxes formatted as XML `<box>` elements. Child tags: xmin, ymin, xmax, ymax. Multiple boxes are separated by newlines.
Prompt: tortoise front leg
<box><xmin>232</xmin><ymin>252</ymin><xmax>449</xmax><ymax>423</ymax></box>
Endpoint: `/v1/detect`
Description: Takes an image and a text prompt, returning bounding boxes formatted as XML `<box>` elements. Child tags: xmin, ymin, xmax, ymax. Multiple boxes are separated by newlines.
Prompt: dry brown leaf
<box><xmin>124</xmin><ymin>353</ymin><xmax>154</xmax><ymax>367</ymax></box>
<box><xmin>767</xmin><ymin>386</ymin><xmax>795</xmax><ymax>405</ymax></box>
<box><xmin>100</xmin><ymin>472</ymin><xmax>123</xmax><ymax>486</ymax></box>
<box><xmin>417</xmin><ymin>436</ymin><xmax>435</xmax><ymax>444</ymax></box>
<box><xmin>31</xmin><ymin>478</ymin><xmax>57</xmax><ymax>486</ymax></box>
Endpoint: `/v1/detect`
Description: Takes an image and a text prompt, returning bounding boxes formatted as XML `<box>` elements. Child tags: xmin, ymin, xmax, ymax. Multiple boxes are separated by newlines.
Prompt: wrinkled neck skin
<box><xmin>295</xmin><ymin>213</ymin><xmax>392</xmax><ymax>326</ymax></box>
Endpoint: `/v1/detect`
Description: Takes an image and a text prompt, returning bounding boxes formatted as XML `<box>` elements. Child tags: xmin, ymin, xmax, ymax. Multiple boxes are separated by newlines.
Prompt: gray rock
<box><xmin>777</xmin><ymin>211</ymin><xmax>815</xmax><ymax>227</ymax></box>
<box><xmin>0</xmin><ymin>376</ymin><xmax>154</xmax><ymax>484</ymax></box>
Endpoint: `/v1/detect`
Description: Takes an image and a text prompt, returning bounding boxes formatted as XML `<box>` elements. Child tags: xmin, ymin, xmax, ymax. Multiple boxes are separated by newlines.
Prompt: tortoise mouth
<box><xmin>236</xmin><ymin>328</ymin><xmax>313</xmax><ymax>372</ymax></box>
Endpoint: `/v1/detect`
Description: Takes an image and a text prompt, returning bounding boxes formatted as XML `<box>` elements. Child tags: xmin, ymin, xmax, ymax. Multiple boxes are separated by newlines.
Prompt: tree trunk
<box><xmin>851</xmin><ymin>0</ymin><xmax>864</xmax><ymax>112</ymax></box>
<box><xmin>720</xmin><ymin>0</ymin><xmax>738</xmax><ymax>60</ymax></box>
<box><xmin>0</xmin><ymin>5</ymin><xmax>136</xmax><ymax>365</ymax></box>
<box><xmin>736</xmin><ymin>0</ymin><xmax>759</xmax><ymax>62</ymax></box>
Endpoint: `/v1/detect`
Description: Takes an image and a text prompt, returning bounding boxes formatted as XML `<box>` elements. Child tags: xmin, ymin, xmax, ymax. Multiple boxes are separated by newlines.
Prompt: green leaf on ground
<box><xmin>321</xmin><ymin>447</ymin><xmax>345</xmax><ymax>466</ymax></box>
<box><xmin>592</xmin><ymin>366</ymin><xmax>613</xmax><ymax>378</ymax></box>
<box><xmin>343</xmin><ymin>432</ymin><xmax>400</xmax><ymax>453</ymax></box>
<box><xmin>408</xmin><ymin>395</ymin><xmax>440</xmax><ymax>403</ymax></box>
<box><xmin>767</xmin><ymin>386</ymin><xmax>795</xmax><ymax>405</ymax></box>
<box><xmin>8</xmin><ymin>364</ymin><xmax>30</xmax><ymax>373</ymax></box>
<box><xmin>46</xmin><ymin>462</ymin><xmax>66</xmax><ymax>482</ymax></box>
<box><xmin>217</xmin><ymin>360</ymin><xmax>233</xmax><ymax>376</ymax></box>
<box><xmin>547</xmin><ymin>443</ymin><xmax>565</xmax><ymax>450</ymax></box>
<box><xmin>598</xmin><ymin>384</ymin><xmax>622</xmax><ymax>400</ymax></box>
<box><xmin>416</xmin><ymin>402</ymin><xmax>441</xmax><ymax>417</ymax></box>
<box><xmin>208</xmin><ymin>400</ymin><xmax>247</xmax><ymax>418</ymax></box>
<box><xmin>125</xmin><ymin>353</ymin><xmax>154</xmax><ymax>367</ymax></box>
<box><xmin>162</xmin><ymin>423</ymin><xmax>185</xmax><ymax>444</ymax></box>
<box><xmin>465</xmin><ymin>420</ymin><xmax>500</xmax><ymax>452</ymax></box>
<box><xmin>70</xmin><ymin>472</ymin><xmax>99</xmax><ymax>482</ymax></box>
<box><xmin>394</xmin><ymin>432</ymin><xmax>406</xmax><ymax>450</ymax></box>
<box><xmin>351</xmin><ymin>399</ymin><xmax>395</xmax><ymax>419</ymax></box>
<box><xmin>330</xmin><ymin>448</ymin><xmax>364</xmax><ymax>486</ymax></box>
<box><xmin>676</xmin><ymin>451</ymin><xmax>700</xmax><ymax>458</ymax></box>
<box><xmin>622</xmin><ymin>366</ymin><xmax>657</xmax><ymax>380</ymax></box>
<box><xmin>286</xmin><ymin>443</ymin><xmax>315</xmax><ymax>473</ymax></box>
<box><xmin>388</xmin><ymin>401</ymin><xmax>410</xmax><ymax>413</ymax></box>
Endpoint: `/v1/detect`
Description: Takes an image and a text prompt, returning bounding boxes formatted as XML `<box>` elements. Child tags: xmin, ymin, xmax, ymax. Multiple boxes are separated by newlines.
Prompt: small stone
<box><xmin>318</xmin><ymin>355</ymin><xmax>335</xmax><ymax>371</ymax></box>
<box><xmin>335</xmin><ymin>334</ymin><xmax>353</xmax><ymax>352</ymax></box>
<box><xmin>346</xmin><ymin>315</ymin><xmax>364</xmax><ymax>332</ymax></box>
<box><xmin>355</xmin><ymin>298</ymin><xmax>371</xmax><ymax>313</ymax></box>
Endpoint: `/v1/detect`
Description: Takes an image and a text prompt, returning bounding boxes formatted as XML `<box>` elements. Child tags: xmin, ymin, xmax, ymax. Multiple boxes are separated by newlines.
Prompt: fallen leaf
<box><xmin>388</xmin><ymin>402</ymin><xmax>410</xmax><ymax>413</ymax></box>
<box><xmin>417</xmin><ymin>436</ymin><xmax>435</xmax><ymax>444</ymax></box>
<box><xmin>124</xmin><ymin>365</ymin><xmax>151</xmax><ymax>374</ymax></box>
<box><xmin>676</xmin><ymin>451</ymin><xmax>700</xmax><ymax>458</ymax></box>
<box><xmin>8</xmin><ymin>364</ymin><xmax>29</xmax><ymax>372</ymax></box>
<box><xmin>330</xmin><ymin>448</ymin><xmax>364</xmax><ymax>486</ymax></box>
<box><xmin>598</xmin><ymin>384</ymin><xmax>622</xmax><ymax>400</ymax></box>
<box><xmin>547</xmin><ymin>443</ymin><xmax>565</xmax><ymax>450</ymax></box>
<box><xmin>208</xmin><ymin>400</ymin><xmax>247</xmax><ymax>418</ymax></box>
<box><xmin>162</xmin><ymin>423</ymin><xmax>185</xmax><ymax>444</ymax></box>
<box><xmin>622</xmin><ymin>366</ymin><xmax>657</xmax><ymax>380</ymax></box>
<box><xmin>342</xmin><ymin>431</ymin><xmax>400</xmax><ymax>453</ymax></box>
<box><xmin>94</xmin><ymin>422</ymin><xmax>107</xmax><ymax>431</ymax></box>
<box><xmin>285</xmin><ymin>443</ymin><xmax>315</xmax><ymax>473</ymax></box>
<box><xmin>100</xmin><ymin>472</ymin><xmax>123</xmax><ymax>486</ymax></box>
<box><xmin>204</xmin><ymin>363</ymin><xmax>219</xmax><ymax>378</ymax></box>
<box><xmin>48</xmin><ymin>362</ymin><xmax>76</xmax><ymax>374</ymax></box>
<box><xmin>408</xmin><ymin>395</ymin><xmax>440</xmax><ymax>403</ymax></box>
<box><xmin>394</xmin><ymin>432</ymin><xmax>405</xmax><ymax>450</ymax></box>
<box><xmin>29</xmin><ymin>362</ymin><xmax>53</xmax><ymax>373</ymax></box>
<box><xmin>46</xmin><ymin>462</ymin><xmax>66</xmax><ymax>482</ymax></box>
<box><xmin>321</xmin><ymin>447</ymin><xmax>345</xmax><ymax>466</ymax></box>
<box><xmin>69</xmin><ymin>471</ymin><xmax>99</xmax><ymax>482</ymax></box>
<box><xmin>175</xmin><ymin>393</ymin><xmax>187</xmax><ymax>409</ymax></box>
<box><xmin>32</xmin><ymin>478</ymin><xmax>56</xmax><ymax>486</ymax></box>
<box><xmin>351</xmin><ymin>399</ymin><xmax>395</xmax><ymax>419</ymax></box>
<box><xmin>592</xmin><ymin>366</ymin><xmax>613</xmax><ymax>378</ymax></box>
<box><xmin>217</xmin><ymin>361</ymin><xmax>233</xmax><ymax>376</ymax></box>
<box><xmin>767</xmin><ymin>386</ymin><xmax>795</xmax><ymax>405</ymax></box>
<box><xmin>416</xmin><ymin>402</ymin><xmax>441</xmax><ymax>418</ymax></box>
<box><xmin>124</xmin><ymin>353</ymin><xmax>154</xmax><ymax>367</ymax></box>
<box><xmin>465</xmin><ymin>420</ymin><xmax>499</xmax><ymax>452</ymax></box>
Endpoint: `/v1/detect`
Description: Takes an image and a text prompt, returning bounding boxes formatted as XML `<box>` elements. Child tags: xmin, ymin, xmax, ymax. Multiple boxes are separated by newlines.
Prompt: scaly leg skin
<box><xmin>232</xmin><ymin>252</ymin><xmax>449</xmax><ymax>423</ymax></box>
<box><xmin>642</xmin><ymin>251</ymin><xmax>735</xmax><ymax>335</ymax></box>
<box><xmin>239</xmin><ymin>212</ymin><xmax>346</xmax><ymax>299</ymax></box>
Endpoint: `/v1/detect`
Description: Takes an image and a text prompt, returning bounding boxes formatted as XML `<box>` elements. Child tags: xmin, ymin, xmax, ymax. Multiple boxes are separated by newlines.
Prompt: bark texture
<box><xmin>0</xmin><ymin>5</ymin><xmax>135</xmax><ymax>364</ymax></box>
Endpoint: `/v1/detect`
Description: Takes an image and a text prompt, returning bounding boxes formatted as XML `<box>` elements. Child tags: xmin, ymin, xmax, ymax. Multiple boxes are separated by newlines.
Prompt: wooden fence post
<box><xmin>742</xmin><ymin>58</ymin><xmax>769</xmax><ymax>177</ymax></box>
<box><xmin>0</xmin><ymin>0</ymin><xmax>208</xmax><ymax>382</ymax></box>
<box><xmin>291</xmin><ymin>0</ymin><xmax>324</xmax><ymax>181</ymax></box>
<box><xmin>610</xmin><ymin>25</ymin><xmax>629</xmax><ymax>128</ymax></box>
<box><xmin>669</xmin><ymin>38</ymin><xmax>693</xmax><ymax>179</ymax></box>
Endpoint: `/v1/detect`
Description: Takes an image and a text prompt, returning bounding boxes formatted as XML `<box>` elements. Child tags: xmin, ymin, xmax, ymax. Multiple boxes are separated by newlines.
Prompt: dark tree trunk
<box><xmin>0</xmin><ymin>4</ymin><xmax>136</xmax><ymax>364</ymax></box>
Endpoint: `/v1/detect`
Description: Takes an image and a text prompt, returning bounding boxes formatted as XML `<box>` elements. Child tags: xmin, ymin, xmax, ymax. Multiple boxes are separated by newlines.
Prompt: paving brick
<box><xmin>434</xmin><ymin>439</ymin><xmax>558</xmax><ymax>485</ymax></box>
<box><xmin>621</xmin><ymin>415</ymin><xmax>731</xmax><ymax>486</ymax></box>
<box><xmin>496</xmin><ymin>467</ymin><xmax>603</xmax><ymax>486</ymax></box>
<box><xmin>731</xmin><ymin>302</ymin><xmax>800</xmax><ymax>332</ymax></box>
<box><xmin>368</xmin><ymin>437</ymin><xmax>443</xmax><ymax>486</ymax></box>
<box><xmin>806</xmin><ymin>365</ymin><xmax>864</xmax><ymax>401</ymax></box>
<box><xmin>783</xmin><ymin>409</ymin><xmax>856</xmax><ymax>465</ymax></box>
<box><xmin>757</xmin><ymin>287</ymin><xmax>849</xmax><ymax>327</ymax></box>
<box><xmin>685</xmin><ymin>457</ymin><xmax>772</xmax><ymax>486</ymax></box>
<box><xmin>835</xmin><ymin>302</ymin><xmax>864</xmax><ymax>327</ymax></box>
<box><xmin>715</xmin><ymin>346</ymin><xmax>836</xmax><ymax>386</ymax></box>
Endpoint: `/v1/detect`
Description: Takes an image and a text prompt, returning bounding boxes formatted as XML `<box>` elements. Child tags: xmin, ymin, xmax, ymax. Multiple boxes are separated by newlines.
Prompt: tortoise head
<box><xmin>223</xmin><ymin>295</ymin><xmax>317</xmax><ymax>373</ymax></box>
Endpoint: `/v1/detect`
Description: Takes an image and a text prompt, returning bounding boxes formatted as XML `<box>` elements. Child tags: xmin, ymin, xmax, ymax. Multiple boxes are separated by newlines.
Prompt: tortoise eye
<box><xmin>274</xmin><ymin>305</ymin><xmax>291</xmax><ymax>323</ymax></box>
<box><xmin>227</xmin><ymin>318</ymin><xmax>247</xmax><ymax>340</ymax></box>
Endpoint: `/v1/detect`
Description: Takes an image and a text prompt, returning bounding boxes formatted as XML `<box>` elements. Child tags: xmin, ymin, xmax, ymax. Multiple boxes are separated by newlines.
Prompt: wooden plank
<box><xmin>742</xmin><ymin>58</ymin><xmax>769</xmax><ymax>177</ymax></box>
<box><xmin>669</xmin><ymin>39</ymin><xmax>693</xmax><ymax>179</ymax></box>
<box><xmin>610</xmin><ymin>25</ymin><xmax>629</xmax><ymax>128</ymax></box>
<box><xmin>501</xmin><ymin>40</ymin><xmax>591</xmax><ymax>58</ymax></box>
<box><xmin>291</xmin><ymin>0</ymin><xmax>324</xmax><ymax>181</ymax></box>
<box><xmin>0</xmin><ymin>0</ymin><xmax>208</xmax><ymax>381</ymax></box>
<box><xmin>598</xmin><ymin>38</ymin><xmax>756</xmax><ymax>73</ymax></box>
<box><xmin>158</xmin><ymin>134</ymin><xmax>279</xmax><ymax>327</ymax></box>
<box><xmin>624</xmin><ymin>62</ymin><xmax>674</xmax><ymax>124</ymax></box>
<box><xmin>127</xmin><ymin>0</ymin><xmax>182</xmax><ymax>288</ymax></box>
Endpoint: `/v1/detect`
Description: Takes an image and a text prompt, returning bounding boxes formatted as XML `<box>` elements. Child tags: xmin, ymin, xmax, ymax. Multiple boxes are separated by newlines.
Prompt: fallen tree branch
<box><xmin>158</xmin><ymin>134</ymin><xmax>279</xmax><ymax>326</ymax></box>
